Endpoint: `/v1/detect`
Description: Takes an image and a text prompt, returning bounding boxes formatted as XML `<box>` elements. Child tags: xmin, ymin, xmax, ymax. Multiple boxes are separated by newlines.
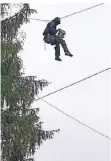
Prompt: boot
<box><xmin>55</xmin><ymin>57</ymin><xmax>62</xmax><ymax>61</ymax></box>
<box><xmin>65</xmin><ymin>52</ymin><xmax>73</xmax><ymax>57</ymax></box>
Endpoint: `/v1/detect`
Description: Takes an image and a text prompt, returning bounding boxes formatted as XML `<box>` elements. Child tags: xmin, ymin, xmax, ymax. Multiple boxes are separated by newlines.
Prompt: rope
<box><xmin>29</xmin><ymin>17</ymin><xmax>49</xmax><ymax>22</ymax></box>
<box><xmin>61</xmin><ymin>3</ymin><xmax>104</xmax><ymax>19</ymax></box>
<box><xmin>29</xmin><ymin>3</ymin><xmax>104</xmax><ymax>22</ymax></box>
<box><xmin>44</xmin><ymin>41</ymin><xmax>46</xmax><ymax>51</ymax></box>
<box><xmin>35</xmin><ymin>67</ymin><xmax>110</xmax><ymax>101</ymax></box>
<box><xmin>2</xmin><ymin>68</ymin><xmax>110</xmax><ymax>139</ymax></box>
<box><xmin>40</xmin><ymin>98</ymin><xmax>110</xmax><ymax>139</ymax></box>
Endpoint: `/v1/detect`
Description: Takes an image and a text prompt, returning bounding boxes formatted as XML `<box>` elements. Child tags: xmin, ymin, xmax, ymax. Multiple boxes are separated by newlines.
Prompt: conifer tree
<box><xmin>1</xmin><ymin>3</ymin><xmax>59</xmax><ymax>161</ymax></box>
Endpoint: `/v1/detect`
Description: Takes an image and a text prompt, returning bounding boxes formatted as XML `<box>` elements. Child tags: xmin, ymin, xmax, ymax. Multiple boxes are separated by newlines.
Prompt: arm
<box><xmin>48</xmin><ymin>21</ymin><xmax>58</xmax><ymax>35</ymax></box>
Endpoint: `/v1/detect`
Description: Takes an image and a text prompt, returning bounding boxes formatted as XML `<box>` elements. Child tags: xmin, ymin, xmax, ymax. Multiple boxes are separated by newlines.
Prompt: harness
<box><xmin>43</xmin><ymin>34</ymin><xmax>55</xmax><ymax>45</ymax></box>
<box><xmin>43</xmin><ymin>29</ymin><xmax>66</xmax><ymax>50</ymax></box>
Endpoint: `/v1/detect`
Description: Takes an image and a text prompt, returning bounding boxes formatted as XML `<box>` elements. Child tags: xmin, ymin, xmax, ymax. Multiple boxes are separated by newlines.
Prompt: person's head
<box><xmin>52</xmin><ymin>17</ymin><xmax>61</xmax><ymax>25</ymax></box>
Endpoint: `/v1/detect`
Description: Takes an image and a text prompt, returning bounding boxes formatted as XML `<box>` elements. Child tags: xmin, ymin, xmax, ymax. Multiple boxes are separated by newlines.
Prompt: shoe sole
<box><xmin>55</xmin><ymin>59</ymin><xmax>62</xmax><ymax>61</ymax></box>
<box><xmin>65</xmin><ymin>54</ymin><xmax>73</xmax><ymax>57</ymax></box>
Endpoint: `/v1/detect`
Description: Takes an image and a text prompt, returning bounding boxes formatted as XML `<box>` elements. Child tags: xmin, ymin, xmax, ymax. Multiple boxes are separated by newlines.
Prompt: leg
<box><xmin>54</xmin><ymin>40</ymin><xmax>62</xmax><ymax>61</ymax></box>
<box><xmin>56</xmin><ymin>36</ymin><xmax>73</xmax><ymax>57</ymax></box>
<box><xmin>55</xmin><ymin>41</ymin><xmax>60</xmax><ymax>57</ymax></box>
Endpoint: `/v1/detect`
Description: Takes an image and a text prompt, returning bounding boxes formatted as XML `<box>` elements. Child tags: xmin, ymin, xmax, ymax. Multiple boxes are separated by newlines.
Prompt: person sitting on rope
<box><xmin>43</xmin><ymin>17</ymin><xmax>73</xmax><ymax>61</ymax></box>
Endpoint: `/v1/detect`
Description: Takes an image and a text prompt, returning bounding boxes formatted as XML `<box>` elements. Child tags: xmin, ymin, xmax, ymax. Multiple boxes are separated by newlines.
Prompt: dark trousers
<box><xmin>54</xmin><ymin>36</ymin><xmax>69</xmax><ymax>57</ymax></box>
<box><xmin>44</xmin><ymin>35</ymin><xmax>69</xmax><ymax>57</ymax></box>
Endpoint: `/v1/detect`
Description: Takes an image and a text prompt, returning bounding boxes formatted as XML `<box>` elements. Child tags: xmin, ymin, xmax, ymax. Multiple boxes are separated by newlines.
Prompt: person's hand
<box><xmin>57</xmin><ymin>28</ymin><xmax>61</xmax><ymax>31</ymax></box>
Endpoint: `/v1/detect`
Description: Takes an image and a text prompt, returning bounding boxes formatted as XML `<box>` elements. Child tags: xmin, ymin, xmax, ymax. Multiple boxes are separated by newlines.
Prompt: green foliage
<box><xmin>1</xmin><ymin>4</ymin><xmax>37</xmax><ymax>41</ymax></box>
<box><xmin>1</xmin><ymin>3</ymin><xmax>59</xmax><ymax>161</ymax></box>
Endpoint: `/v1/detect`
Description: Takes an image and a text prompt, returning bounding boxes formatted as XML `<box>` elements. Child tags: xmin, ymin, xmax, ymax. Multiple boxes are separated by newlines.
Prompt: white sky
<box><xmin>19</xmin><ymin>3</ymin><xmax>110</xmax><ymax>161</ymax></box>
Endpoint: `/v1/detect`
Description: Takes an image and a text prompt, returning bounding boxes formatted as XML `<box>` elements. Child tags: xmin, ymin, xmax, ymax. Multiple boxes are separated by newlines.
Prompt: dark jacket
<box><xmin>43</xmin><ymin>17</ymin><xmax>60</xmax><ymax>36</ymax></box>
<box><xmin>43</xmin><ymin>21</ymin><xmax>57</xmax><ymax>36</ymax></box>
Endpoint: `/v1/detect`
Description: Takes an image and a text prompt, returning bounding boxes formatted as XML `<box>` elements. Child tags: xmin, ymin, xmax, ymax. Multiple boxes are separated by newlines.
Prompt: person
<box><xmin>43</xmin><ymin>17</ymin><xmax>73</xmax><ymax>61</ymax></box>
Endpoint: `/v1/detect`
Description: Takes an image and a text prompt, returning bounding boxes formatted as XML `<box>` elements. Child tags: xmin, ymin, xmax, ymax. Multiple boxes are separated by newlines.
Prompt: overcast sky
<box><xmin>20</xmin><ymin>3</ymin><xmax>110</xmax><ymax>161</ymax></box>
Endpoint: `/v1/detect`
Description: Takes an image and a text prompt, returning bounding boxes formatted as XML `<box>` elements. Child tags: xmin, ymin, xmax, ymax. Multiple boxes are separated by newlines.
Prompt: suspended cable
<box><xmin>35</xmin><ymin>67</ymin><xmax>110</xmax><ymax>101</ymax></box>
<box><xmin>29</xmin><ymin>17</ymin><xmax>49</xmax><ymax>22</ymax></box>
<box><xmin>4</xmin><ymin>67</ymin><xmax>110</xmax><ymax>139</ymax></box>
<box><xmin>39</xmin><ymin>98</ymin><xmax>110</xmax><ymax>139</ymax></box>
<box><xmin>29</xmin><ymin>3</ymin><xmax>104</xmax><ymax>22</ymax></box>
<box><xmin>61</xmin><ymin>3</ymin><xmax>104</xmax><ymax>19</ymax></box>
